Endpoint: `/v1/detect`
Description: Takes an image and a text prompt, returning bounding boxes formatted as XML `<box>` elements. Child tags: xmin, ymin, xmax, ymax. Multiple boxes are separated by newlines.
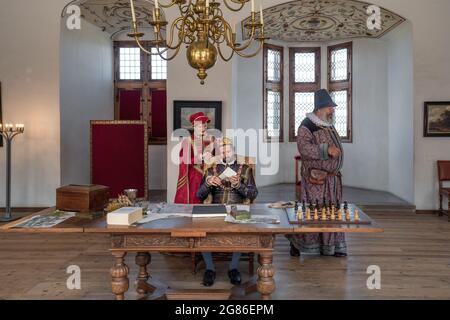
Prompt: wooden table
<box><xmin>0</xmin><ymin>204</ymin><xmax>383</xmax><ymax>300</ymax></box>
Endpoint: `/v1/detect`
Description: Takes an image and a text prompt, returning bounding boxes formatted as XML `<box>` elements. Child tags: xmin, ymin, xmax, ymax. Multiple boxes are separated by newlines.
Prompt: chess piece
<box><xmin>314</xmin><ymin>208</ymin><xmax>319</xmax><ymax>220</ymax></box>
<box><xmin>345</xmin><ymin>208</ymin><xmax>351</xmax><ymax>221</ymax></box>
<box><xmin>306</xmin><ymin>208</ymin><xmax>311</xmax><ymax>220</ymax></box>
<box><xmin>302</xmin><ymin>201</ymin><xmax>306</xmax><ymax>212</ymax></box>
<box><xmin>294</xmin><ymin>201</ymin><xmax>299</xmax><ymax>211</ymax></box>
<box><xmin>354</xmin><ymin>209</ymin><xmax>360</xmax><ymax>222</ymax></box>
<box><xmin>344</xmin><ymin>201</ymin><xmax>348</xmax><ymax>210</ymax></box>
<box><xmin>337</xmin><ymin>209</ymin><xmax>342</xmax><ymax>220</ymax></box>
<box><xmin>321</xmin><ymin>208</ymin><xmax>326</xmax><ymax>220</ymax></box>
<box><xmin>331</xmin><ymin>207</ymin><xmax>336</xmax><ymax>220</ymax></box>
<box><xmin>297</xmin><ymin>210</ymin><xmax>303</xmax><ymax>221</ymax></box>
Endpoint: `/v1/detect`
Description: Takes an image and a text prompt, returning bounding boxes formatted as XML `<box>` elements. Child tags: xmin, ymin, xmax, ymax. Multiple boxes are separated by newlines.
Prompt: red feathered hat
<box><xmin>189</xmin><ymin>112</ymin><xmax>210</xmax><ymax>124</ymax></box>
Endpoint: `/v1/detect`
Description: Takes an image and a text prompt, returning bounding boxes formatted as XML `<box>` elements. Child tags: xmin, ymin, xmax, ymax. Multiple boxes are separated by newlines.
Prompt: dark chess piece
<box><xmin>344</xmin><ymin>201</ymin><xmax>348</xmax><ymax>210</ymax></box>
<box><xmin>329</xmin><ymin>200</ymin><xmax>332</xmax><ymax>208</ymax></box>
<box><xmin>294</xmin><ymin>201</ymin><xmax>298</xmax><ymax>212</ymax></box>
<box><xmin>302</xmin><ymin>201</ymin><xmax>306</xmax><ymax>212</ymax></box>
<box><xmin>315</xmin><ymin>199</ymin><xmax>319</xmax><ymax>209</ymax></box>
<box><xmin>337</xmin><ymin>199</ymin><xmax>341</xmax><ymax>209</ymax></box>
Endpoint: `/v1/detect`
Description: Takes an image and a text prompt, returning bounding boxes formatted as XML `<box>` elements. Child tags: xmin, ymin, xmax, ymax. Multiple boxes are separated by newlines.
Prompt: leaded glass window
<box><xmin>330</xmin><ymin>90</ymin><xmax>348</xmax><ymax>137</ymax></box>
<box><xmin>294</xmin><ymin>92</ymin><xmax>315</xmax><ymax>131</ymax></box>
<box><xmin>267</xmin><ymin>91</ymin><xmax>281</xmax><ymax>138</ymax></box>
<box><xmin>267</xmin><ymin>49</ymin><xmax>281</xmax><ymax>82</ymax></box>
<box><xmin>119</xmin><ymin>47</ymin><xmax>141</xmax><ymax>80</ymax></box>
<box><xmin>150</xmin><ymin>47</ymin><xmax>167</xmax><ymax>80</ymax></box>
<box><xmin>330</xmin><ymin>48</ymin><xmax>348</xmax><ymax>81</ymax></box>
<box><xmin>289</xmin><ymin>47</ymin><xmax>321</xmax><ymax>141</ymax></box>
<box><xmin>263</xmin><ymin>44</ymin><xmax>284</xmax><ymax>142</ymax></box>
<box><xmin>294</xmin><ymin>52</ymin><xmax>316</xmax><ymax>83</ymax></box>
<box><xmin>328</xmin><ymin>42</ymin><xmax>352</xmax><ymax>142</ymax></box>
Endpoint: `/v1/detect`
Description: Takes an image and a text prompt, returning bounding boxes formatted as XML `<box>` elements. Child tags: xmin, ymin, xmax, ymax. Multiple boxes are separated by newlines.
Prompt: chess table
<box><xmin>0</xmin><ymin>203</ymin><xmax>383</xmax><ymax>300</ymax></box>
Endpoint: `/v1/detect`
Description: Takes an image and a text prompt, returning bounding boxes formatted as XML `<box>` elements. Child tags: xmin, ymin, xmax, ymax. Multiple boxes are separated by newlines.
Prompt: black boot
<box><xmin>290</xmin><ymin>243</ymin><xmax>300</xmax><ymax>257</ymax></box>
<box><xmin>202</xmin><ymin>269</ymin><xmax>216</xmax><ymax>287</ymax></box>
<box><xmin>228</xmin><ymin>269</ymin><xmax>241</xmax><ymax>285</ymax></box>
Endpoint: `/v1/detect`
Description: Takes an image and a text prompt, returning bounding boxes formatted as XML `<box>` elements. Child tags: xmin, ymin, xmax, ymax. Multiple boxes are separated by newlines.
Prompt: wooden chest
<box><xmin>56</xmin><ymin>185</ymin><xmax>110</xmax><ymax>212</ymax></box>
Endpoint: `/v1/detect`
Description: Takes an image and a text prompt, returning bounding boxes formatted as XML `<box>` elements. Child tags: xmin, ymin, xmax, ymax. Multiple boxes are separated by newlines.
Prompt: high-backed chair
<box><xmin>191</xmin><ymin>155</ymin><xmax>256</xmax><ymax>275</ymax></box>
<box><xmin>437</xmin><ymin>161</ymin><xmax>450</xmax><ymax>221</ymax></box>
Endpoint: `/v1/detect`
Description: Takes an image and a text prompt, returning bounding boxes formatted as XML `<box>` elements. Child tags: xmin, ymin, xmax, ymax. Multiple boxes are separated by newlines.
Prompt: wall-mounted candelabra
<box><xmin>0</xmin><ymin>123</ymin><xmax>24</xmax><ymax>222</ymax></box>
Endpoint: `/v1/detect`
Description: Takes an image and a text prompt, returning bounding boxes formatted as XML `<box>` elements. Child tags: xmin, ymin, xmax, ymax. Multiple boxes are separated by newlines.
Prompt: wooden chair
<box><xmin>191</xmin><ymin>155</ymin><xmax>256</xmax><ymax>275</ymax></box>
<box><xmin>437</xmin><ymin>161</ymin><xmax>450</xmax><ymax>221</ymax></box>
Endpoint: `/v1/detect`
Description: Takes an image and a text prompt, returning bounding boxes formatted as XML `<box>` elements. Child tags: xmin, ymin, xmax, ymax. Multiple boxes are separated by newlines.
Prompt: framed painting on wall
<box><xmin>424</xmin><ymin>101</ymin><xmax>450</xmax><ymax>137</ymax></box>
<box><xmin>173</xmin><ymin>100</ymin><xmax>222</xmax><ymax>133</ymax></box>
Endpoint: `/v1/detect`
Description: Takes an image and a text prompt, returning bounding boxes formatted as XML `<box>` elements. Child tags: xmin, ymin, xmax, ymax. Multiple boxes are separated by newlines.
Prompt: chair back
<box><xmin>437</xmin><ymin>161</ymin><xmax>450</xmax><ymax>186</ymax></box>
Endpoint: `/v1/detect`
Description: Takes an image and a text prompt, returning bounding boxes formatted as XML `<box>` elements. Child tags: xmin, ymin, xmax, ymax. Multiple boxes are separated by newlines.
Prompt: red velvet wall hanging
<box><xmin>151</xmin><ymin>90</ymin><xmax>167</xmax><ymax>138</ymax></box>
<box><xmin>90</xmin><ymin>121</ymin><xmax>148</xmax><ymax>199</ymax></box>
<box><xmin>119</xmin><ymin>89</ymin><xmax>141</xmax><ymax>120</ymax></box>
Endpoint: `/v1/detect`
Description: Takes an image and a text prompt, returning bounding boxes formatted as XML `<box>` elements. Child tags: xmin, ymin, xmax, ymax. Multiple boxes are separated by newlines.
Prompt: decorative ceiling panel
<box><xmin>241</xmin><ymin>0</ymin><xmax>405</xmax><ymax>42</ymax></box>
<box><xmin>63</xmin><ymin>0</ymin><xmax>162</xmax><ymax>38</ymax></box>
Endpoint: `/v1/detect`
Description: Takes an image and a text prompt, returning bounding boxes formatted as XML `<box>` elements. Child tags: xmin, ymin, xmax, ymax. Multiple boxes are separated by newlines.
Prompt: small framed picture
<box><xmin>173</xmin><ymin>100</ymin><xmax>222</xmax><ymax>133</ymax></box>
<box><xmin>424</xmin><ymin>101</ymin><xmax>450</xmax><ymax>137</ymax></box>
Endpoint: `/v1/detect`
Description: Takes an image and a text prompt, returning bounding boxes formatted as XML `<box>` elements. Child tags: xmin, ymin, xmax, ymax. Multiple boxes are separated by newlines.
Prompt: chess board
<box><xmin>284</xmin><ymin>203</ymin><xmax>372</xmax><ymax>225</ymax></box>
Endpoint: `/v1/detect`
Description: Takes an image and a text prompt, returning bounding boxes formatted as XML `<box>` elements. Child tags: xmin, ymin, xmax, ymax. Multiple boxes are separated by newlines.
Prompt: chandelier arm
<box><xmin>219</xmin><ymin>17</ymin><xmax>257</xmax><ymax>52</ymax></box>
<box><xmin>155</xmin><ymin>43</ymin><xmax>182</xmax><ymax>61</ymax></box>
<box><xmin>233</xmin><ymin>40</ymin><xmax>263</xmax><ymax>58</ymax></box>
<box><xmin>217</xmin><ymin>42</ymin><xmax>234</xmax><ymax>62</ymax></box>
<box><xmin>223</xmin><ymin>0</ymin><xmax>246</xmax><ymax>12</ymax></box>
<box><xmin>163</xmin><ymin>16</ymin><xmax>186</xmax><ymax>49</ymax></box>
<box><xmin>159</xmin><ymin>0</ymin><xmax>177</xmax><ymax>8</ymax></box>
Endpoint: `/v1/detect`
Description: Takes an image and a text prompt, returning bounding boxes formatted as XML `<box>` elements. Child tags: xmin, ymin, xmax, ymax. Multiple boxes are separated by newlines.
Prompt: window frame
<box><xmin>327</xmin><ymin>41</ymin><xmax>353</xmax><ymax>143</ymax></box>
<box><xmin>263</xmin><ymin>43</ymin><xmax>284</xmax><ymax>142</ymax></box>
<box><xmin>289</xmin><ymin>47</ymin><xmax>321</xmax><ymax>142</ymax></box>
<box><xmin>113</xmin><ymin>41</ymin><xmax>167</xmax><ymax>145</ymax></box>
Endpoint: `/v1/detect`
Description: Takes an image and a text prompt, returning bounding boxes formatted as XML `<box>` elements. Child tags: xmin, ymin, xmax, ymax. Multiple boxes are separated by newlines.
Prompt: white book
<box><xmin>107</xmin><ymin>207</ymin><xmax>143</xmax><ymax>226</ymax></box>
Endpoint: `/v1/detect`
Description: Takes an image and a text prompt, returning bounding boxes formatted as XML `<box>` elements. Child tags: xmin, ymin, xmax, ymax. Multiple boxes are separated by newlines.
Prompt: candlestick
<box><xmin>0</xmin><ymin>122</ymin><xmax>25</xmax><ymax>222</ymax></box>
<box><xmin>260</xmin><ymin>3</ymin><xmax>264</xmax><ymax>24</ymax></box>
<box><xmin>130</xmin><ymin>0</ymin><xmax>137</xmax><ymax>22</ymax></box>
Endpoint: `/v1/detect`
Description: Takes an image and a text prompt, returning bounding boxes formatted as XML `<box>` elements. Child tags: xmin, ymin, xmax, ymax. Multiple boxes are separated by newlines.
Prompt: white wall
<box><xmin>0</xmin><ymin>0</ymin><xmax>64</xmax><ymax>207</ymax></box>
<box><xmin>386</xmin><ymin>22</ymin><xmax>414</xmax><ymax>203</ymax></box>
<box><xmin>60</xmin><ymin>20</ymin><xmax>114</xmax><ymax>185</ymax></box>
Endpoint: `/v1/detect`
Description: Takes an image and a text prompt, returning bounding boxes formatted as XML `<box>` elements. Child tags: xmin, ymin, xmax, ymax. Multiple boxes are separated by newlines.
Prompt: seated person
<box><xmin>196</xmin><ymin>137</ymin><xmax>258</xmax><ymax>286</ymax></box>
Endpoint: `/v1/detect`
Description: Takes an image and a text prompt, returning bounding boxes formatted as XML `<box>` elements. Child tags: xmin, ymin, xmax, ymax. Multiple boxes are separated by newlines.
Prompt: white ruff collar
<box><xmin>306</xmin><ymin>113</ymin><xmax>332</xmax><ymax>127</ymax></box>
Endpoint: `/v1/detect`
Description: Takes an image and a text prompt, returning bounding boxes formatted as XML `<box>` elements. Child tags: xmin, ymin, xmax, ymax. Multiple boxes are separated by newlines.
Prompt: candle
<box><xmin>129</xmin><ymin>0</ymin><xmax>137</xmax><ymax>22</ymax></box>
<box><xmin>251</xmin><ymin>0</ymin><xmax>255</xmax><ymax>12</ymax></box>
<box><xmin>260</xmin><ymin>2</ymin><xmax>264</xmax><ymax>24</ymax></box>
<box><xmin>155</xmin><ymin>0</ymin><xmax>159</xmax><ymax>9</ymax></box>
<box><xmin>153</xmin><ymin>8</ymin><xmax>156</xmax><ymax>21</ymax></box>
<box><xmin>206</xmin><ymin>0</ymin><xmax>209</xmax><ymax>8</ymax></box>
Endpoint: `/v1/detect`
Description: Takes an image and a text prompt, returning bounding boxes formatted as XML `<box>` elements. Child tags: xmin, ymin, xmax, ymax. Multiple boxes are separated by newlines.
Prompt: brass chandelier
<box><xmin>128</xmin><ymin>0</ymin><xmax>267</xmax><ymax>84</ymax></box>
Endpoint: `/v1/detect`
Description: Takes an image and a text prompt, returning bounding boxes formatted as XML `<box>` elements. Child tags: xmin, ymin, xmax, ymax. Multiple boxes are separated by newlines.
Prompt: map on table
<box><xmin>284</xmin><ymin>204</ymin><xmax>372</xmax><ymax>225</ymax></box>
<box><xmin>13</xmin><ymin>211</ymin><xmax>76</xmax><ymax>228</ymax></box>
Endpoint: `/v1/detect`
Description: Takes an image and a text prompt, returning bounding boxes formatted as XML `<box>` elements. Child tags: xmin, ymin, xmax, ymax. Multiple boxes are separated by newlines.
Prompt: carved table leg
<box><xmin>135</xmin><ymin>252</ymin><xmax>156</xmax><ymax>295</ymax></box>
<box><xmin>111</xmin><ymin>251</ymin><xmax>129</xmax><ymax>300</ymax></box>
<box><xmin>256</xmin><ymin>251</ymin><xmax>275</xmax><ymax>300</ymax></box>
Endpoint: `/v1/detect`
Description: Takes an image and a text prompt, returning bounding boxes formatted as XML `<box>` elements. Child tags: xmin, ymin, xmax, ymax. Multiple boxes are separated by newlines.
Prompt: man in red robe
<box><xmin>174</xmin><ymin>112</ymin><xmax>214</xmax><ymax>203</ymax></box>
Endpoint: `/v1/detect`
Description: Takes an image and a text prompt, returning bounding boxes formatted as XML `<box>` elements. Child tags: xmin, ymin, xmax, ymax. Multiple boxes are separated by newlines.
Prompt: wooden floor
<box><xmin>1</xmin><ymin>209</ymin><xmax>449</xmax><ymax>300</ymax></box>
